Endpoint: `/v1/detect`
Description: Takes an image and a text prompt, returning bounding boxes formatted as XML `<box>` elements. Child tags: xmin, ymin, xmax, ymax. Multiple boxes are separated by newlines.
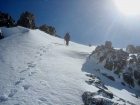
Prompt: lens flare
<box><xmin>114</xmin><ymin>0</ymin><xmax>140</xmax><ymax>15</ymax></box>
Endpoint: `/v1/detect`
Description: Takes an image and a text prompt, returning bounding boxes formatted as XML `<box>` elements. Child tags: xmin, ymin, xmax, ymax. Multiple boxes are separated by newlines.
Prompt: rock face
<box><xmin>138</xmin><ymin>81</ymin><xmax>140</xmax><ymax>86</ymax></box>
<box><xmin>0</xmin><ymin>11</ymin><xmax>59</xmax><ymax>37</ymax></box>
<box><xmin>0</xmin><ymin>12</ymin><xmax>16</xmax><ymax>27</ymax></box>
<box><xmin>0</xmin><ymin>29</ymin><xmax>4</xmax><ymax>39</ymax></box>
<box><xmin>84</xmin><ymin>73</ymin><xmax>137</xmax><ymax>105</ymax></box>
<box><xmin>89</xmin><ymin>42</ymin><xmax>140</xmax><ymax>88</ymax></box>
<box><xmin>136</xmin><ymin>46</ymin><xmax>140</xmax><ymax>53</ymax></box>
<box><xmin>126</xmin><ymin>45</ymin><xmax>136</xmax><ymax>53</ymax></box>
<box><xmin>85</xmin><ymin>42</ymin><xmax>140</xmax><ymax>105</ymax></box>
<box><xmin>126</xmin><ymin>45</ymin><xmax>140</xmax><ymax>53</ymax></box>
<box><xmin>123</xmin><ymin>73</ymin><xmax>134</xmax><ymax>87</ymax></box>
<box><xmin>98</xmin><ymin>89</ymin><xmax>113</xmax><ymax>99</ymax></box>
<box><xmin>82</xmin><ymin>91</ymin><xmax>116</xmax><ymax>105</ymax></box>
<box><xmin>17</xmin><ymin>11</ymin><xmax>36</xmax><ymax>29</ymax></box>
<box><xmin>134</xmin><ymin>70</ymin><xmax>140</xmax><ymax>80</ymax></box>
<box><xmin>105</xmin><ymin>41</ymin><xmax>112</xmax><ymax>49</ymax></box>
<box><xmin>39</xmin><ymin>24</ymin><xmax>56</xmax><ymax>36</ymax></box>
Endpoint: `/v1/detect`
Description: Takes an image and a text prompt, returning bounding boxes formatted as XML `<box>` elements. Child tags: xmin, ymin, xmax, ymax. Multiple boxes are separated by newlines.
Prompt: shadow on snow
<box><xmin>81</xmin><ymin>57</ymin><xmax>140</xmax><ymax>96</ymax></box>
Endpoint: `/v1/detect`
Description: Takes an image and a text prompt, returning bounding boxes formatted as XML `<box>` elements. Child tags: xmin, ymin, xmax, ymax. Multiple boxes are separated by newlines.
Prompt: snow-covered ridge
<box><xmin>0</xmin><ymin>26</ymin><xmax>139</xmax><ymax>105</ymax></box>
<box><xmin>0</xmin><ymin>26</ymin><xmax>29</xmax><ymax>37</ymax></box>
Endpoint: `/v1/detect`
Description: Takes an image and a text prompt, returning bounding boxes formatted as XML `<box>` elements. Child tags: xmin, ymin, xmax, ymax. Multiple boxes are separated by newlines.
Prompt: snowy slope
<box><xmin>0</xmin><ymin>27</ymin><xmax>140</xmax><ymax>105</ymax></box>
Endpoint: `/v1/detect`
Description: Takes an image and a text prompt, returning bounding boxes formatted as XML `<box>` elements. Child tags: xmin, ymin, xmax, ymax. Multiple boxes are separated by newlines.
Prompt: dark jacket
<box><xmin>64</xmin><ymin>33</ymin><xmax>70</xmax><ymax>41</ymax></box>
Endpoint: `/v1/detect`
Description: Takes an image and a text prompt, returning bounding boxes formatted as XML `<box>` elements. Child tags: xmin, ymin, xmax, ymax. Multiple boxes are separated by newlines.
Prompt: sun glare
<box><xmin>114</xmin><ymin>0</ymin><xmax>140</xmax><ymax>15</ymax></box>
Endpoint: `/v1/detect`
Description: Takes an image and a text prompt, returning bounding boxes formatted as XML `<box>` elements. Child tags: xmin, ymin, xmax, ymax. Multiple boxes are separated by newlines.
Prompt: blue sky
<box><xmin>1</xmin><ymin>0</ymin><xmax>140</xmax><ymax>48</ymax></box>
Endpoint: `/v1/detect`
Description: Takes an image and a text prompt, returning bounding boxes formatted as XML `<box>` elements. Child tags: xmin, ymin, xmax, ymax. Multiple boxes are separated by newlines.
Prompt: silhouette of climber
<box><xmin>64</xmin><ymin>32</ymin><xmax>70</xmax><ymax>46</ymax></box>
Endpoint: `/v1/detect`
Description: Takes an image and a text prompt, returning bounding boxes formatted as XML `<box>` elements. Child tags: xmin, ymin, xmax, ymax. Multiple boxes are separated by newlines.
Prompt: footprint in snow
<box><xmin>36</xmin><ymin>52</ymin><xmax>40</xmax><ymax>54</ymax></box>
<box><xmin>27</xmin><ymin>61</ymin><xmax>34</xmax><ymax>64</ymax></box>
<box><xmin>20</xmin><ymin>69</ymin><xmax>27</xmax><ymax>73</ymax></box>
<box><xmin>28</xmin><ymin>63</ymin><xmax>36</xmax><ymax>68</ymax></box>
<box><xmin>39</xmin><ymin>97</ymin><xmax>47</xmax><ymax>101</ymax></box>
<box><xmin>29</xmin><ymin>72</ymin><xmax>37</xmax><ymax>76</ymax></box>
<box><xmin>38</xmin><ymin>97</ymin><xmax>47</xmax><ymax>102</ymax></box>
<box><xmin>20</xmin><ymin>77</ymin><xmax>25</xmax><ymax>80</ymax></box>
<box><xmin>40</xmin><ymin>48</ymin><xmax>43</xmax><ymax>51</ymax></box>
<box><xmin>0</xmin><ymin>95</ymin><xmax>8</xmax><ymax>102</ymax></box>
<box><xmin>15</xmin><ymin>78</ymin><xmax>25</xmax><ymax>85</ymax></box>
<box><xmin>39</xmin><ymin>54</ymin><xmax>43</xmax><ymax>56</ymax></box>
<box><xmin>22</xmin><ymin>85</ymin><xmax>31</xmax><ymax>90</ymax></box>
<box><xmin>15</xmin><ymin>81</ymin><xmax>22</xmax><ymax>85</ymax></box>
<box><xmin>34</xmin><ymin>56</ymin><xmax>38</xmax><ymax>58</ymax></box>
<box><xmin>20</xmin><ymin>68</ymin><xmax>30</xmax><ymax>73</ymax></box>
<box><xmin>8</xmin><ymin>89</ymin><xmax>17</xmax><ymax>97</ymax></box>
<box><xmin>41</xmin><ymin>46</ymin><xmax>45</xmax><ymax>48</ymax></box>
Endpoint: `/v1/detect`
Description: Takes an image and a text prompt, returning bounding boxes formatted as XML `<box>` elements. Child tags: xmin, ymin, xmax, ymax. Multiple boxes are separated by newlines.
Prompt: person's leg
<box><xmin>66</xmin><ymin>41</ymin><xmax>68</xmax><ymax>46</ymax></box>
<box><xmin>67</xmin><ymin>41</ymin><xmax>69</xmax><ymax>46</ymax></box>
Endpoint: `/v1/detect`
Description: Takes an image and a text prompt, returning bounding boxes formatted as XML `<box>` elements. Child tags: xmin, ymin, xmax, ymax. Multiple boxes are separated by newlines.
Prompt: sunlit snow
<box><xmin>0</xmin><ymin>26</ymin><xmax>139</xmax><ymax>105</ymax></box>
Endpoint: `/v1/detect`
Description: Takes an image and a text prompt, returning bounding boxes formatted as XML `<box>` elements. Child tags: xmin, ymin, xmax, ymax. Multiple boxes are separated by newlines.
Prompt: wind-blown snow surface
<box><xmin>0</xmin><ymin>26</ymin><xmax>139</xmax><ymax>105</ymax></box>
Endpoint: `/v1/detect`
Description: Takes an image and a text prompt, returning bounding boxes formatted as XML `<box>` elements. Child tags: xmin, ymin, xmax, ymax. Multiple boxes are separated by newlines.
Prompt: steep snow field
<box><xmin>0</xmin><ymin>26</ymin><xmax>140</xmax><ymax>105</ymax></box>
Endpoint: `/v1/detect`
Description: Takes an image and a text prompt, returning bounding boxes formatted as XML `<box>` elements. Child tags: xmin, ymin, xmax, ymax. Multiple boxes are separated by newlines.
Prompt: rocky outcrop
<box><xmin>85</xmin><ymin>42</ymin><xmax>140</xmax><ymax>105</ymax></box>
<box><xmin>17</xmin><ymin>11</ymin><xmax>36</xmax><ymax>29</ymax></box>
<box><xmin>138</xmin><ymin>81</ymin><xmax>140</xmax><ymax>86</ymax></box>
<box><xmin>86</xmin><ymin>73</ymin><xmax>108</xmax><ymax>90</ymax></box>
<box><xmin>39</xmin><ymin>24</ymin><xmax>49</xmax><ymax>33</ymax></box>
<box><xmin>95</xmin><ymin>45</ymin><xmax>101</xmax><ymax>51</ymax></box>
<box><xmin>123</xmin><ymin>73</ymin><xmax>134</xmax><ymax>87</ymax></box>
<box><xmin>126</xmin><ymin>45</ymin><xmax>136</xmax><ymax>53</ymax></box>
<box><xmin>104</xmin><ymin>58</ymin><xmax>113</xmax><ymax>71</ymax></box>
<box><xmin>105</xmin><ymin>41</ymin><xmax>112</xmax><ymax>49</ymax></box>
<box><xmin>136</xmin><ymin>46</ymin><xmax>140</xmax><ymax>53</ymax></box>
<box><xmin>0</xmin><ymin>29</ymin><xmax>4</xmax><ymax>39</ymax></box>
<box><xmin>121</xmin><ymin>82</ymin><xmax>125</xmax><ymax>86</ymax></box>
<box><xmin>84</xmin><ymin>73</ymin><xmax>137</xmax><ymax>105</ymax></box>
<box><xmin>89</xmin><ymin>42</ymin><xmax>140</xmax><ymax>88</ymax></box>
<box><xmin>48</xmin><ymin>26</ymin><xmax>56</xmax><ymax>35</ymax></box>
<box><xmin>126</xmin><ymin>45</ymin><xmax>140</xmax><ymax>53</ymax></box>
<box><xmin>39</xmin><ymin>24</ymin><xmax>56</xmax><ymax>35</ymax></box>
<box><xmin>134</xmin><ymin>70</ymin><xmax>140</xmax><ymax>80</ymax></box>
<box><xmin>0</xmin><ymin>12</ymin><xmax>16</xmax><ymax>27</ymax></box>
<box><xmin>82</xmin><ymin>92</ymin><xmax>115</xmax><ymax>105</ymax></box>
<box><xmin>98</xmin><ymin>89</ymin><xmax>113</xmax><ymax>99</ymax></box>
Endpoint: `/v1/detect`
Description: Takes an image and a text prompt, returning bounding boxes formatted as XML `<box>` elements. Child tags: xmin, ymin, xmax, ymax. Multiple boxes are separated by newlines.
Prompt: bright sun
<box><xmin>114</xmin><ymin>0</ymin><xmax>140</xmax><ymax>15</ymax></box>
